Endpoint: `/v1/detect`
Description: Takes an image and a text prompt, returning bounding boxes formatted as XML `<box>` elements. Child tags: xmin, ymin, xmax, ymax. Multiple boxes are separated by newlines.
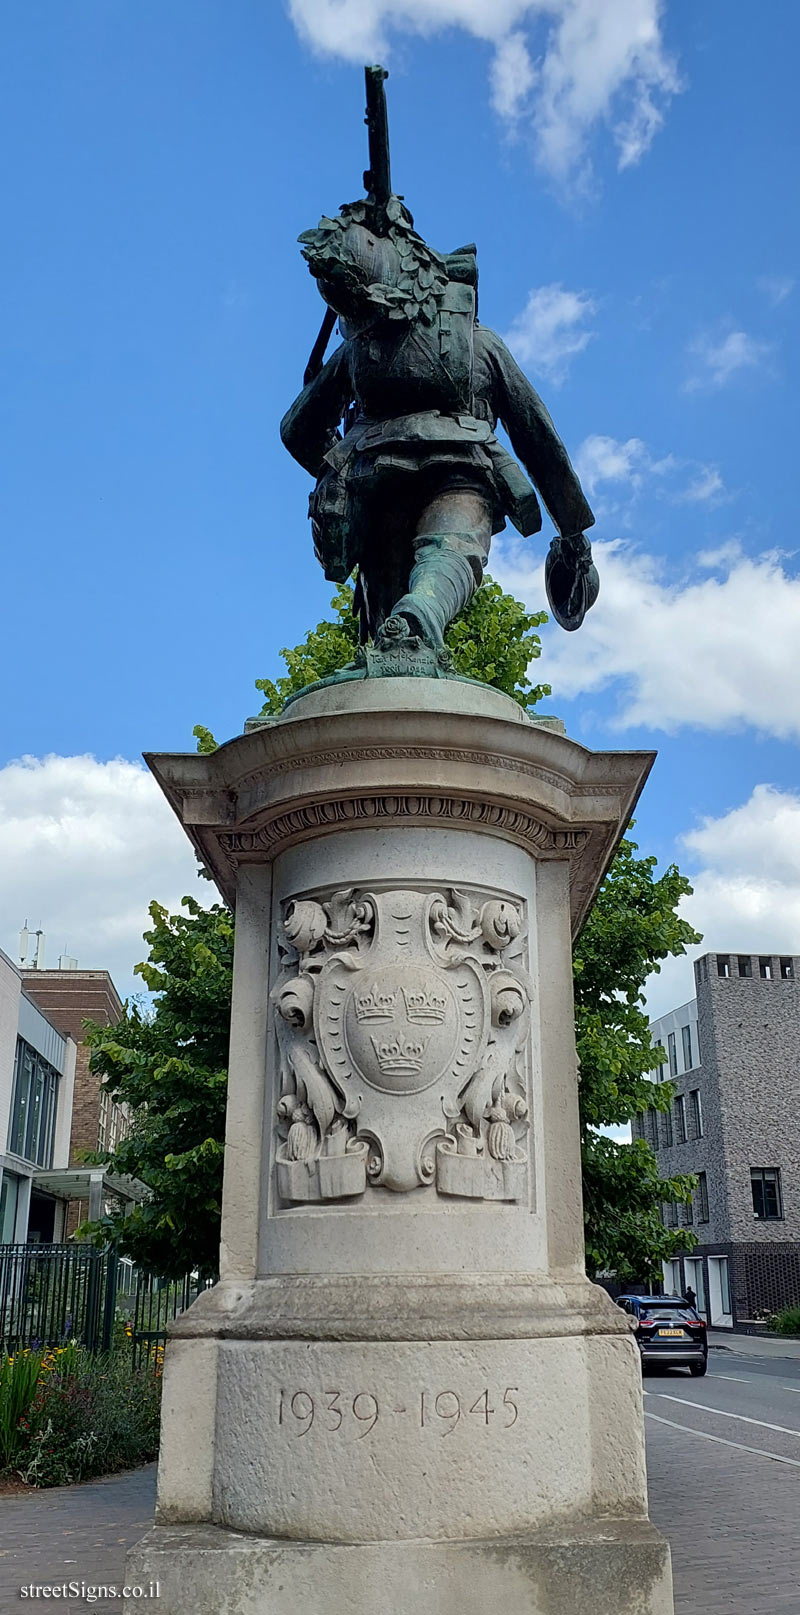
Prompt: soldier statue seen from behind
<box><xmin>281</xmin><ymin>67</ymin><xmax>598</xmax><ymax>668</ymax></box>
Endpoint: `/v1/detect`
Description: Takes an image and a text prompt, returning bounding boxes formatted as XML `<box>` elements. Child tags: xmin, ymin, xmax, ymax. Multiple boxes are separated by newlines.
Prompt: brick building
<box><xmin>632</xmin><ymin>950</ymin><xmax>800</xmax><ymax>1329</ymax></box>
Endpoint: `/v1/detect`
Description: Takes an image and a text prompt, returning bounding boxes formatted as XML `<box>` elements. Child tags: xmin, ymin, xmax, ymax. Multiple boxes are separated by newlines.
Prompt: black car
<box><xmin>616</xmin><ymin>1294</ymin><xmax>708</xmax><ymax>1375</ymax></box>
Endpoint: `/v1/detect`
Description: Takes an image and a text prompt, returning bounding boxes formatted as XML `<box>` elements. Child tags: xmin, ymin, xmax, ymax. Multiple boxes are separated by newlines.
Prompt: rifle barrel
<box><xmin>364</xmin><ymin>65</ymin><xmax>391</xmax><ymax>207</ymax></box>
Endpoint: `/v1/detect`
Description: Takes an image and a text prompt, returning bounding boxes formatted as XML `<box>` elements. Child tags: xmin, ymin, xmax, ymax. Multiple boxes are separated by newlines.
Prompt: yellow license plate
<box><xmin>657</xmin><ymin>1328</ymin><xmax>683</xmax><ymax>1336</ymax></box>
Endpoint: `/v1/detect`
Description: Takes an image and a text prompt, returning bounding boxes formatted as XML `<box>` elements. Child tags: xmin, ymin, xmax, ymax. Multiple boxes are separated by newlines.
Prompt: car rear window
<box><xmin>639</xmin><ymin>1304</ymin><xmax>697</xmax><ymax>1321</ymax></box>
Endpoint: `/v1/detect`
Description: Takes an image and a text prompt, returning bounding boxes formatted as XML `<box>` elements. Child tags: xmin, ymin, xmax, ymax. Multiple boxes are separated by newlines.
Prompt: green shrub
<box><xmin>0</xmin><ymin>1344</ymin><xmax>162</xmax><ymax>1489</ymax></box>
<box><xmin>0</xmin><ymin>1349</ymin><xmax>44</xmax><ymax>1467</ymax></box>
<box><xmin>772</xmin><ymin>1304</ymin><xmax>800</xmax><ymax>1337</ymax></box>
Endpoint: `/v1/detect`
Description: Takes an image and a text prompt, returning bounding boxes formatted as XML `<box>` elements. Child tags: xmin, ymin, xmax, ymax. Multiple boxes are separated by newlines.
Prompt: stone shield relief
<box><xmin>271</xmin><ymin>885</ymin><xmax>532</xmax><ymax>1204</ymax></box>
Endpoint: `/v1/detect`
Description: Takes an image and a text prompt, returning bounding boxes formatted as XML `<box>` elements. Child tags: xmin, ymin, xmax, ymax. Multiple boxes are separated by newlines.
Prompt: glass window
<box><xmin>682</xmin><ymin>1196</ymin><xmax>694</xmax><ymax>1227</ymax></box>
<box><xmin>759</xmin><ymin>957</ymin><xmax>772</xmax><ymax>979</ymax></box>
<box><xmin>0</xmin><ymin>1172</ymin><xmax>20</xmax><ymax>1242</ymax></box>
<box><xmin>717</xmin><ymin>955</ymin><xmax>731</xmax><ymax>977</ymax></box>
<box><xmin>689</xmin><ymin>1089</ymin><xmax>703</xmax><ymax>1138</ymax></box>
<box><xmin>8</xmin><ymin>1039</ymin><xmax>59</xmax><ymax>1168</ymax></box>
<box><xmin>661</xmin><ymin>1108</ymin><xmax>673</xmax><ymax>1148</ymax></box>
<box><xmin>98</xmin><ymin>1090</ymin><xmax>109</xmax><ymax>1150</ymax></box>
<box><xmin>667</xmin><ymin>1031</ymin><xmax>678</xmax><ymax>1076</ymax></box>
<box><xmin>737</xmin><ymin>955</ymin><xmax>752</xmax><ymax>978</ymax></box>
<box><xmin>751</xmin><ymin>1168</ymin><xmax>782</xmax><ymax>1220</ymax></box>
<box><xmin>780</xmin><ymin>958</ymin><xmax>794</xmax><ymax>980</ymax></box>
<box><xmin>640</xmin><ymin>1301</ymin><xmax>697</xmax><ymax>1321</ymax></box>
<box><xmin>681</xmin><ymin>1024</ymin><xmax>694</xmax><ymax>1070</ymax></box>
<box><xmin>697</xmin><ymin>1172</ymin><xmax>709</xmax><ymax>1223</ymax></box>
<box><xmin>673</xmin><ymin>1094</ymin><xmax>687</xmax><ymax>1144</ymax></box>
<box><xmin>719</xmin><ymin>1258</ymin><xmax>731</xmax><ymax>1316</ymax></box>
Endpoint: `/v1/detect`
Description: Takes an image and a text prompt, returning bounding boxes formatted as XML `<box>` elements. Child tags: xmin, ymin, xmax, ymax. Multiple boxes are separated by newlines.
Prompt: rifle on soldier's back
<box><xmin>304</xmin><ymin>66</ymin><xmax>393</xmax><ymax>385</ymax></box>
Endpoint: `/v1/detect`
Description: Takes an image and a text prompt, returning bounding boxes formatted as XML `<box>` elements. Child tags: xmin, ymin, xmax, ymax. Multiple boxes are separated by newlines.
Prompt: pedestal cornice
<box><xmin>146</xmin><ymin>680</ymin><xmax>654</xmax><ymax>937</ymax></box>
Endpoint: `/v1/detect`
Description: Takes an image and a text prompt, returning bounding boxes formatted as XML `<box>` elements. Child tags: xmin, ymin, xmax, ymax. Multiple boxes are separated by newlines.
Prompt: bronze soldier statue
<box><xmin>281</xmin><ymin>67</ymin><xmax>598</xmax><ymax>662</ymax></box>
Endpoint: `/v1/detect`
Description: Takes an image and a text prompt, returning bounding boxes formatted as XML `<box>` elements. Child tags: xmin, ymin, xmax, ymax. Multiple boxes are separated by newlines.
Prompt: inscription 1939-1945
<box><xmin>277</xmin><ymin>1386</ymin><xmax>520</xmax><ymax>1438</ymax></box>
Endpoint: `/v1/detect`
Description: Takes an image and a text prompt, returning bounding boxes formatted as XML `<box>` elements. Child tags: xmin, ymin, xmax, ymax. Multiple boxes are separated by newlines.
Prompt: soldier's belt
<box><xmin>354</xmin><ymin>412</ymin><xmax>494</xmax><ymax>450</ymax></box>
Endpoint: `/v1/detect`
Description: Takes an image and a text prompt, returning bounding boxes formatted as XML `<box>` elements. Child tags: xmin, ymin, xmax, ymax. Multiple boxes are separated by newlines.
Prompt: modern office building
<box><xmin>0</xmin><ymin>947</ymin><xmax>78</xmax><ymax>1240</ymax></box>
<box><xmin>632</xmin><ymin>950</ymin><xmax>800</xmax><ymax>1328</ymax></box>
<box><xmin>1</xmin><ymin>950</ymin><xmax>143</xmax><ymax>1242</ymax></box>
<box><xmin>20</xmin><ymin>966</ymin><xmax>132</xmax><ymax>1233</ymax></box>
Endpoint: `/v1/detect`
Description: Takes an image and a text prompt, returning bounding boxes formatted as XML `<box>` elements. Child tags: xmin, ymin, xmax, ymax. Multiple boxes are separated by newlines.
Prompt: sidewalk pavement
<box><xmin>708</xmin><ymin>1327</ymin><xmax>800</xmax><ymax>1358</ymax></box>
<box><xmin>0</xmin><ymin>1464</ymin><xmax>156</xmax><ymax>1612</ymax></box>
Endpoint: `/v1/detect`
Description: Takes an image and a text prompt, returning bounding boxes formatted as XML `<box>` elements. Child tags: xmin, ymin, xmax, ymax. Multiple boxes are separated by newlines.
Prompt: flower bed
<box><xmin>0</xmin><ymin>1341</ymin><xmax>161</xmax><ymax>1488</ymax></box>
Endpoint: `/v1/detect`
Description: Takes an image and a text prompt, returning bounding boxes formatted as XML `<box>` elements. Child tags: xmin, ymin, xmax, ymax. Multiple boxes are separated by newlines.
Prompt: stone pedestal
<box><xmin>127</xmin><ymin>678</ymin><xmax>672</xmax><ymax>1614</ymax></box>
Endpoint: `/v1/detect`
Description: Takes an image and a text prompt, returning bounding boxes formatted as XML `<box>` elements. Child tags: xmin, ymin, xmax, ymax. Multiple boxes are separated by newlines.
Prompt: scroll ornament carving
<box><xmin>272</xmin><ymin>885</ymin><xmax>532</xmax><ymax>1205</ymax></box>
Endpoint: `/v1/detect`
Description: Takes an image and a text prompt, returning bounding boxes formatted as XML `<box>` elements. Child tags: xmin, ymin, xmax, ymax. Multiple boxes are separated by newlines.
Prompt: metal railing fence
<box><xmin>0</xmin><ymin>1243</ymin><xmax>214</xmax><ymax>1362</ymax></box>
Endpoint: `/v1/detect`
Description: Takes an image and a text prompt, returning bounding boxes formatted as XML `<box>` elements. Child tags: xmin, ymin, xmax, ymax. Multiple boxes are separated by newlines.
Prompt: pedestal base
<box><xmin>125</xmin><ymin>1518</ymin><xmax>673</xmax><ymax>1615</ymax></box>
<box><xmin>142</xmin><ymin>682</ymin><xmax>668</xmax><ymax>1611</ymax></box>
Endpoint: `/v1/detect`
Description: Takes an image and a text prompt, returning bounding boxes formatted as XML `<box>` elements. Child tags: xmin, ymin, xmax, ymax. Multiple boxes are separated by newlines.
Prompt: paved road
<box><xmin>0</xmin><ymin>1353</ymin><xmax>798</xmax><ymax>1613</ymax></box>
<box><xmin>646</xmin><ymin>1347</ymin><xmax>800</xmax><ymax>1614</ymax></box>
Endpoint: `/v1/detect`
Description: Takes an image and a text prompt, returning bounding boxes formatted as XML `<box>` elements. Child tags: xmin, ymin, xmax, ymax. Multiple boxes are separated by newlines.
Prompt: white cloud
<box><xmin>288</xmin><ymin>0</ymin><xmax>680</xmax><ymax>184</ymax></box>
<box><xmin>492</xmin><ymin>537</ymin><xmax>800</xmax><ymax>739</ymax></box>
<box><xmin>573</xmin><ymin>432</ymin><xmax>721</xmax><ymax>510</ymax></box>
<box><xmin>677</xmin><ymin>466</ymin><xmax>725</xmax><ymax>504</ymax></box>
<box><xmin>490</xmin><ymin>29</ymin><xmax>535</xmax><ymax>119</ymax></box>
<box><xmin>574</xmin><ymin>433</ymin><xmax>667</xmax><ymax>496</ymax></box>
<box><xmin>504</xmin><ymin>283</ymin><xmax>596</xmax><ymax>382</ymax></box>
<box><xmin>758</xmin><ymin>274</ymin><xmax>794</xmax><ymax>308</ymax></box>
<box><xmin>0</xmin><ymin>755</ymin><xmax>204</xmax><ymax>1001</ymax></box>
<box><xmin>685</xmin><ymin>328</ymin><xmax>772</xmax><ymax>392</ymax></box>
<box><xmin>645</xmin><ymin>786</ymin><xmax>800</xmax><ymax>1019</ymax></box>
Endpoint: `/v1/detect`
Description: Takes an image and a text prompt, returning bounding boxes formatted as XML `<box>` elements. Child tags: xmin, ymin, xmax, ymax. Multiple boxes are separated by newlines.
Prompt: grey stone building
<box><xmin>632</xmin><ymin>950</ymin><xmax>800</xmax><ymax>1328</ymax></box>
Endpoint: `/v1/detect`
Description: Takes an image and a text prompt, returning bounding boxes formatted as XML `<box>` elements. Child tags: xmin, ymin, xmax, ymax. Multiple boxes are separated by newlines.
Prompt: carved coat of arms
<box><xmin>271</xmin><ymin>885</ymin><xmax>531</xmax><ymax>1203</ymax></box>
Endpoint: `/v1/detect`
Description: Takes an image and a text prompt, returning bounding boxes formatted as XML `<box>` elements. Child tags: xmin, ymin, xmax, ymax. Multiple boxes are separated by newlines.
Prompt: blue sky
<box><xmin>1</xmin><ymin>1</ymin><xmax>799</xmax><ymax>1011</ymax></box>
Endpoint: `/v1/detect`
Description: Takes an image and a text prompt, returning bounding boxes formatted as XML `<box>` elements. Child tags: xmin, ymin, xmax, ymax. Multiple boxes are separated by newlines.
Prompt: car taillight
<box><xmin>638</xmin><ymin>1319</ymin><xmax>656</xmax><ymax>1330</ymax></box>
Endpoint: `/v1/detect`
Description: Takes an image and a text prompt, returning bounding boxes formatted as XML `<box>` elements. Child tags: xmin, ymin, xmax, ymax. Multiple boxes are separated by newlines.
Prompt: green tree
<box><xmin>83</xmin><ymin>897</ymin><xmax>233</xmax><ymax>1278</ymax></box>
<box><xmin>575</xmin><ymin>834</ymin><xmax>700</xmax><ymax>1281</ymax></box>
<box><xmin>193</xmin><ymin>576</ymin><xmax>550</xmax><ymax>751</ymax></box>
<box><xmin>89</xmin><ymin>580</ymin><xmax>699</xmax><ymax>1282</ymax></box>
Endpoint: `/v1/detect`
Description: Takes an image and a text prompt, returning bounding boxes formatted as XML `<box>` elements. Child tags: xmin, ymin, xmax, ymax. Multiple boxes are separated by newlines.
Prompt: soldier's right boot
<box><xmin>382</xmin><ymin>533</ymin><xmax>480</xmax><ymax>651</ymax></box>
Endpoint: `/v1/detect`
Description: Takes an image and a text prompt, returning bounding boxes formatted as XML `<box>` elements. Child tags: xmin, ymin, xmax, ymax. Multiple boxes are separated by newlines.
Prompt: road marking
<box><xmin>648</xmin><ymin>1392</ymin><xmax>800</xmax><ymax>1438</ymax></box>
<box><xmin>644</xmin><ymin>1410</ymin><xmax>800</xmax><ymax>1467</ymax></box>
<box><xmin>712</xmin><ymin>1374</ymin><xmax>753</xmax><ymax>1383</ymax></box>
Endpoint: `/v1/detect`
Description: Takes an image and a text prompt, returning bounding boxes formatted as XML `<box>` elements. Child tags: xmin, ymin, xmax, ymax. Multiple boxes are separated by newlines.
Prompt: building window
<box><xmin>759</xmin><ymin>957</ymin><xmax>772</xmax><ymax>979</ymax></box>
<box><xmin>719</xmin><ymin>1258</ymin><xmax>731</xmax><ymax>1316</ymax></box>
<box><xmin>681</xmin><ymin>1197</ymin><xmax>694</xmax><ymax>1227</ymax></box>
<box><xmin>667</xmin><ymin>1031</ymin><xmax>678</xmax><ymax>1076</ymax></box>
<box><xmin>673</xmin><ymin>1094</ymin><xmax>687</xmax><ymax>1144</ymax></box>
<box><xmin>751</xmin><ymin>1168</ymin><xmax>783</xmax><ymax>1220</ymax></box>
<box><xmin>697</xmin><ymin>1171</ymin><xmax>709</xmax><ymax>1223</ymax></box>
<box><xmin>681</xmin><ymin>1023</ymin><xmax>694</xmax><ymax>1070</ymax></box>
<box><xmin>661</xmin><ymin>1108</ymin><xmax>673</xmax><ymax>1148</ymax></box>
<box><xmin>666</xmin><ymin>1201</ymin><xmax>679</xmax><ymax>1228</ymax></box>
<box><xmin>646</xmin><ymin>1108</ymin><xmax>659</xmax><ymax>1148</ymax></box>
<box><xmin>689</xmin><ymin>1089</ymin><xmax>703</xmax><ymax>1138</ymax></box>
<box><xmin>780</xmin><ymin>957</ymin><xmax>794</xmax><ymax>980</ymax></box>
<box><xmin>98</xmin><ymin>1090</ymin><xmax>110</xmax><ymax>1151</ymax></box>
<box><xmin>0</xmin><ymin>1172</ymin><xmax>21</xmax><ymax>1242</ymax></box>
<box><xmin>7</xmin><ymin>1039</ymin><xmax>59</xmax><ymax>1169</ymax></box>
<box><xmin>717</xmin><ymin>955</ymin><xmax>731</xmax><ymax>978</ymax></box>
<box><xmin>737</xmin><ymin>955</ymin><xmax>752</xmax><ymax>978</ymax></box>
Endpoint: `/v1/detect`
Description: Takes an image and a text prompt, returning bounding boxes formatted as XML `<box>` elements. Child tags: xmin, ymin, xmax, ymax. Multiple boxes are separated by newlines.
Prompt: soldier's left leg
<box><xmin>386</xmin><ymin>483</ymin><xmax>492</xmax><ymax>649</ymax></box>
